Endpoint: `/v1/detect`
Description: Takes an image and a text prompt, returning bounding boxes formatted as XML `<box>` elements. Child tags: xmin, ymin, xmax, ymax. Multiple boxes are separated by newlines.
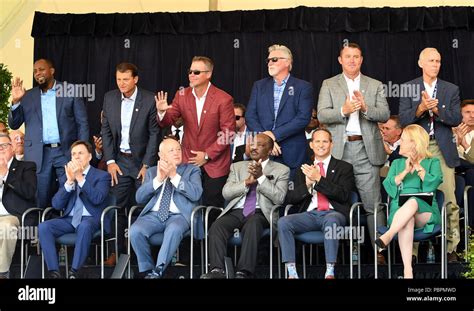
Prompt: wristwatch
<box><xmin>204</xmin><ymin>154</ymin><xmax>209</xmax><ymax>161</ymax></box>
<box><xmin>143</xmin><ymin>164</ymin><xmax>149</xmax><ymax>169</ymax></box>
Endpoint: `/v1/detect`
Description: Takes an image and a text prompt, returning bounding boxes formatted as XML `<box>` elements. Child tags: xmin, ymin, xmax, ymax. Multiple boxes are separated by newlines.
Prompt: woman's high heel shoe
<box><xmin>375</xmin><ymin>238</ymin><xmax>387</xmax><ymax>250</ymax></box>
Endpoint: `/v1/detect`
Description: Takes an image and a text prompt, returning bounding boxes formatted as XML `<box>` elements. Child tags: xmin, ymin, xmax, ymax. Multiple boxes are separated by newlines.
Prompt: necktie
<box><xmin>316</xmin><ymin>162</ymin><xmax>329</xmax><ymax>211</ymax></box>
<box><xmin>242</xmin><ymin>183</ymin><xmax>257</xmax><ymax>217</ymax></box>
<box><xmin>71</xmin><ymin>187</ymin><xmax>83</xmax><ymax>228</ymax></box>
<box><xmin>428</xmin><ymin>83</ymin><xmax>437</xmax><ymax>137</ymax></box>
<box><xmin>157</xmin><ymin>179</ymin><xmax>173</xmax><ymax>222</ymax></box>
<box><xmin>174</xmin><ymin>128</ymin><xmax>181</xmax><ymax>141</ymax></box>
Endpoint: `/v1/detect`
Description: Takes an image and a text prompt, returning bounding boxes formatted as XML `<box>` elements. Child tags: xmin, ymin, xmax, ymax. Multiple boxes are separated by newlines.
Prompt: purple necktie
<box><xmin>243</xmin><ymin>184</ymin><xmax>257</xmax><ymax>217</ymax></box>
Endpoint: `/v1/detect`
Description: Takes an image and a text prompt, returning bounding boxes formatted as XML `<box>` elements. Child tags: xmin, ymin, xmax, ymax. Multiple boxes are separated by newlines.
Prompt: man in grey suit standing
<box><xmin>399</xmin><ymin>47</ymin><xmax>462</xmax><ymax>262</ymax></box>
<box><xmin>9</xmin><ymin>58</ymin><xmax>89</xmax><ymax>208</ymax></box>
<box><xmin>102</xmin><ymin>62</ymin><xmax>160</xmax><ymax>257</ymax></box>
<box><xmin>317</xmin><ymin>43</ymin><xmax>390</xmax><ymax>263</ymax></box>
<box><xmin>201</xmin><ymin>133</ymin><xmax>289</xmax><ymax>279</ymax></box>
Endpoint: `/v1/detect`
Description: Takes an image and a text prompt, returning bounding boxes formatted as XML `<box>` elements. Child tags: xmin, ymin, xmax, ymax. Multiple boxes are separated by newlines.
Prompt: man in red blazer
<box><xmin>155</xmin><ymin>56</ymin><xmax>235</xmax><ymax>207</ymax></box>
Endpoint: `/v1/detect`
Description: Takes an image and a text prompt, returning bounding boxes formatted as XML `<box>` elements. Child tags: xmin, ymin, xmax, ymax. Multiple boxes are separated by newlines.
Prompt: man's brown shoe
<box><xmin>104</xmin><ymin>253</ymin><xmax>116</xmax><ymax>266</ymax></box>
<box><xmin>377</xmin><ymin>252</ymin><xmax>387</xmax><ymax>265</ymax></box>
<box><xmin>447</xmin><ymin>252</ymin><xmax>459</xmax><ymax>263</ymax></box>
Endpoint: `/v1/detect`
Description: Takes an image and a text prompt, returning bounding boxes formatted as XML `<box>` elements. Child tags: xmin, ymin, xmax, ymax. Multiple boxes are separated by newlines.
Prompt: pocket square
<box><xmin>266</xmin><ymin>175</ymin><xmax>274</xmax><ymax>180</ymax></box>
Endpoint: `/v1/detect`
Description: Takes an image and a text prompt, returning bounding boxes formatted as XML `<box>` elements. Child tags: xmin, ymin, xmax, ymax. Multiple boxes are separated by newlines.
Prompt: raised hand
<box><xmin>11</xmin><ymin>77</ymin><xmax>26</xmax><ymax>104</ymax></box>
<box><xmin>353</xmin><ymin>90</ymin><xmax>367</xmax><ymax>112</ymax></box>
<box><xmin>301</xmin><ymin>164</ymin><xmax>321</xmax><ymax>183</ymax></box>
<box><xmin>342</xmin><ymin>95</ymin><xmax>361</xmax><ymax>116</ymax></box>
<box><xmin>155</xmin><ymin>91</ymin><xmax>170</xmax><ymax>113</ymax></box>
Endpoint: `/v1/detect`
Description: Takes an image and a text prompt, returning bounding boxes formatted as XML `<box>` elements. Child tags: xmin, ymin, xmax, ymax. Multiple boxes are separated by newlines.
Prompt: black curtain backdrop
<box><xmin>31</xmin><ymin>6</ymin><xmax>474</xmax><ymax>136</ymax></box>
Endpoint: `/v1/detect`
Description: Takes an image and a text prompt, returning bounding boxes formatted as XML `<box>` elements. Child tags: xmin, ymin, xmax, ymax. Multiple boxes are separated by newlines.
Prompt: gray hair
<box><xmin>268</xmin><ymin>44</ymin><xmax>293</xmax><ymax>71</ymax></box>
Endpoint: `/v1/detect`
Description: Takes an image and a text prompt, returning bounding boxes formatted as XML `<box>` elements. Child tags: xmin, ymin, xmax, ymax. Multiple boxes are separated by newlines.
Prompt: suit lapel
<box><xmin>129</xmin><ymin>88</ymin><xmax>142</xmax><ymax>134</ymax></box>
<box><xmin>33</xmin><ymin>87</ymin><xmax>43</xmax><ymax>126</ymax></box>
<box><xmin>325</xmin><ymin>158</ymin><xmax>337</xmax><ymax>181</ymax></box>
<box><xmin>435</xmin><ymin>78</ymin><xmax>445</xmax><ymax>103</ymax></box>
<box><xmin>55</xmin><ymin>83</ymin><xmax>64</xmax><ymax>122</ymax></box>
<box><xmin>187</xmin><ymin>88</ymin><xmax>200</xmax><ymax>133</ymax></box>
<box><xmin>276</xmin><ymin>76</ymin><xmax>292</xmax><ymax>116</ymax></box>
<box><xmin>265</xmin><ymin>79</ymin><xmax>275</xmax><ymax>121</ymax></box>
<box><xmin>337</xmin><ymin>74</ymin><xmax>350</xmax><ymax>97</ymax></box>
<box><xmin>359</xmin><ymin>75</ymin><xmax>368</xmax><ymax>99</ymax></box>
<box><xmin>113</xmin><ymin>90</ymin><xmax>123</xmax><ymax>140</ymax></box>
<box><xmin>198</xmin><ymin>85</ymin><xmax>214</xmax><ymax>134</ymax></box>
<box><xmin>3</xmin><ymin>159</ymin><xmax>18</xmax><ymax>196</ymax></box>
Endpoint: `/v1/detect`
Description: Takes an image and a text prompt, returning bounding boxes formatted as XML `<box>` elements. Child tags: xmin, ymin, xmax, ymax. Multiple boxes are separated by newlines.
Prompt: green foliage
<box><xmin>463</xmin><ymin>233</ymin><xmax>474</xmax><ymax>278</ymax></box>
<box><xmin>0</xmin><ymin>64</ymin><xmax>13</xmax><ymax>125</ymax></box>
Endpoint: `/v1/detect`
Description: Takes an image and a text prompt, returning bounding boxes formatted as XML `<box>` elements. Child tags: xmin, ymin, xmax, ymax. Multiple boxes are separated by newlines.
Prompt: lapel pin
<box><xmin>135</xmin><ymin>108</ymin><xmax>139</xmax><ymax>111</ymax></box>
<box><xmin>331</xmin><ymin>170</ymin><xmax>335</xmax><ymax>173</ymax></box>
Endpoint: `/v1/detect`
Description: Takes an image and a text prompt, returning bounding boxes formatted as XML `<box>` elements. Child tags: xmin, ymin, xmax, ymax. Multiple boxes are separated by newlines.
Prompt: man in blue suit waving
<box><xmin>129</xmin><ymin>137</ymin><xmax>203</xmax><ymax>279</ymax></box>
<box><xmin>246</xmin><ymin>44</ymin><xmax>314</xmax><ymax>179</ymax></box>
<box><xmin>39</xmin><ymin>140</ymin><xmax>111</xmax><ymax>279</ymax></box>
<box><xmin>9</xmin><ymin>59</ymin><xmax>89</xmax><ymax>208</ymax></box>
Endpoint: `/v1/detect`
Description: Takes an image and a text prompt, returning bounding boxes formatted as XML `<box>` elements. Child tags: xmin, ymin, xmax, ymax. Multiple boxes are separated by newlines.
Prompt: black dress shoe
<box><xmin>68</xmin><ymin>270</ymin><xmax>79</xmax><ymax>279</ymax></box>
<box><xmin>375</xmin><ymin>238</ymin><xmax>387</xmax><ymax>250</ymax></box>
<box><xmin>200</xmin><ymin>268</ymin><xmax>226</xmax><ymax>279</ymax></box>
<box><xmin>48</xmin><ymin>270</ymin><xmax>61</xmax><ymax>279</ymax></box>
<box><xmin>235</xmin><ymin>270</ymin><xmax>253</xmax><ymax>279</ymax></box>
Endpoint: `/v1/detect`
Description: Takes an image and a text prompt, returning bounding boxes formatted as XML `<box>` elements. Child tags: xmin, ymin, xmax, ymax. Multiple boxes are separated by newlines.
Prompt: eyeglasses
<box><xmin>188</xmin><ymin>70</ymin><xmax>210</xmax><ymax>75</ymax></box>
<box><xmin>0</xmin><ymin>143</ymin><xmax>11</xmax><ymax>150</ymax></box>
<box><xmin>265</xmin><ymin>57</ymin><xmax>287</xmax><ymax>64</ymax></box>
<box><xmin>235</xmin><ymin>115</ymin><xmax>244</xmax><ymax>121</ymax></box>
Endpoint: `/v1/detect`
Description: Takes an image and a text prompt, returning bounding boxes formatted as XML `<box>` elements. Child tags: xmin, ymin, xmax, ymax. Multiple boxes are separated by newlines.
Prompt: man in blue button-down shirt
<box><xmin>9</xmin><ymin>59</ymin><xmax>89</xmax><ymax>208</ymax></box>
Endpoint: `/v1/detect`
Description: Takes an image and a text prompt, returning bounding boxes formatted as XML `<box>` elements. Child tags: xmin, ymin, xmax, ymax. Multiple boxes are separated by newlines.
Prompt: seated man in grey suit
<box><xmin>201</xmin><ymin>133</ymin><xmax>290</xmax><ymax>279</ymax></box>
<box><xmin>129</xmin><ymin>137</ymin><xmax>203</xmax><ymax>279</ymax></box>
<box><xmin>278</xmin><ymin>129</ymin><xmax>355</xmax><ymax>279</ymax></box>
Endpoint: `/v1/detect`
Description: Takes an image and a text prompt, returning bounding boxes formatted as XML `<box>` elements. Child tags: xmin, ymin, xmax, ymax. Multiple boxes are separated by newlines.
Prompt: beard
<box><xmin>36</xmin><ymin>76</ymin><xmax>48</xmax><ymax>88</ymax></box>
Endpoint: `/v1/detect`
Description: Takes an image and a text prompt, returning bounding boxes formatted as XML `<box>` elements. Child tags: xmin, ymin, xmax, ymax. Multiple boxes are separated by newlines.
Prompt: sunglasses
<box><xmin>265</xmin><ymin>57</ymin><xmax>287</xmax><ymax>64</ymax></box>
<box><xmin>188</xmin><ymin>70</ymin><xmax>210</xmax><ymax>75</ymax></box>
<box><xmin>235</xmin><ymin>115</ymin><xmax>244</xmax><ymax>121</ymax></box>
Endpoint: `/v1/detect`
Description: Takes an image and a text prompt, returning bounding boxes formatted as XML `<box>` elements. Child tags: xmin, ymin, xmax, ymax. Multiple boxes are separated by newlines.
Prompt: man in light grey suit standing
<box><xmin>201</xmin><ymin>133</ymin><xmax>289</xmax><ymax>279</ymax></box>
<box><xmin>317</xmin><ymin>43</ymin><xmax>390</xmax><ymax>263</ymax></box>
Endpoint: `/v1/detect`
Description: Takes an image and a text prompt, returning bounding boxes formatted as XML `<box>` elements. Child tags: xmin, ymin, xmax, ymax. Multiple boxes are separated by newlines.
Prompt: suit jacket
<box><xmin>135</xmin><ymin>164</ymin><xmax>203</xmax><ymax>225</ymax></box>
<box><xmin>246</xmin><ymin>76</ymin><xmax>313</xmax><ymax>170</ymax></box>
<box><xmin>221</xmin><ymin>160</ymin><xmax>290</xmax><ymax>227</ymax></box>
<box><xmin>101</xmin><ymin>88</ymin><xmax>160</xmax><ymax>168</ymax></box>
<box><xmin>317</xmin><ymin>74</ymin><xmax>390</xmax><ymax>165</ymax></box>
<box><xmin>232</xmin><ymin>129</ymin><xmax>249</xmax><ymax>163</ymax></box>
<box><xmin>8</xmin><ymin>81</ymin><xmax>89</xmax><ymax>172</ymax></box>
<box><xmin>2</xmin><ymin>159</ymin><xmax>37</xmax><ymax>222</ymax></box>
<box><xmin>399</xmin><ymin>77</ymin><xmax>461</xmax><ymax>168</ymax></box>
<box><xmin>158</xmin><ymin>84</ymin><xmax>235</xmax><ymax>178</ymax></box>
<box><xmin>286</xmin><ymin>157</ymin><xmax>355</xmax><ymax>221</ymax></box>
<box><xmin>52</xmin><ymin>166</ymin><xmax>112</xmax><ymax>232</ymax></box>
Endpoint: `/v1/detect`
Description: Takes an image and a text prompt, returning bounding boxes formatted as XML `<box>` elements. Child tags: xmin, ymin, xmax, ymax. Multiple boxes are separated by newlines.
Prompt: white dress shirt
<box><xmin>342</xmin><ymin>73</ymin><xmax>362</xmax><ymax>136</ymax></box>
<box><xmin>151</xmin><ymin>173</ymin><xmax>182</xmax><ymax>214</ymax></box>
<box><xmin>65</xmin><ymin>165</ymin><xmax>92</xmax><ymax>217</ymax></box>
<box><xmin>192</xmin><ymin>82</ymin><xmax>211</xmax><ymax>125</ymax></box>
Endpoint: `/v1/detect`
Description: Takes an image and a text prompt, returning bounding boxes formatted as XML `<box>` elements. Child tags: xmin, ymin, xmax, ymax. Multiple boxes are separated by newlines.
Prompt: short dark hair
<box><xmin>116</xmin><ymin>62</ymin><xmax>138</xmax><ymax>77</ymax></box>
<box><xmin>34</xmin><ymin>58</ymin><xmax>55</xmax><ymax>68</ymax></box>
<box><xmin>311</xmin><ymin>128</ymin><xmax>333</xmax><ymax>142</ymax></box>
<box><xmin>340</xmin><ymin>43</ymin><xmax>363</xmax><ymax>57</ymax></box>
<box><xmin>234</xmin><ymin>103</ymin><xmax>246</xmax><ymax>115</ymax></box>
<box><xmin>258</xmin><ymin>133</ymin><xmax>274</xmax><ymax>150</ymax></box>
<box><xmin>461</xmin><ymin>99</ymin><xmax>474</xmax><ymax>109</ymax></box>
<box><xmin>191</xmin><ymin>56</ymin><xmax>214</xmax><ymax>71</ymax></box>
<box><xmin>388</xmin><ymin>115</ymin><xmax>401</xmax><ymax>129</ymax></box>
<box><xmin>70</xmin><ymin>140</ymin><xmax>93</xmax><ymax>154</ymax></box>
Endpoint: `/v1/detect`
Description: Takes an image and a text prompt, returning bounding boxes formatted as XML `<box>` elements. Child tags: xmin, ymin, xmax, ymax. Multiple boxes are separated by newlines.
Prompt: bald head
<box><xmin>418</xmin><ymin>48</ymin><xmax>441</xmax><ymax>81</ymax></box>
<box><xmin>158</xmin><ymin>137</ymin><xmax>182</xmax><ymax>166</ymax></box>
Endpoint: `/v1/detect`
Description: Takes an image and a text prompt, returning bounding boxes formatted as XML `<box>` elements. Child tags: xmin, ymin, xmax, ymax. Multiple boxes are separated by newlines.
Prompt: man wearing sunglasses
<box><xmin>155</xmin><ymin>56</ymin><xmax>234</xmax><ymax>208</ymax></box>
<box><xmin>232</xmin><ymin>103</ymin><xmax>249</xmax><ymax>163</ymax></box>
<box><xmin>246</xmin><ymin>44</ymin><xmax>313</xmax><ymax>179</ymax></box>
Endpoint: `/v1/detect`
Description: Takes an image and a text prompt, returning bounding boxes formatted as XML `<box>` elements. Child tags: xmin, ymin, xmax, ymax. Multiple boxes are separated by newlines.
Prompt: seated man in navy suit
<box><xmin>278</xmin><ymin>129</ymin><xmax>355</xmax><ymax>279</ymax></box>
<box><xmin>39</xmin><ymin>140</ymin><xmax>111</xmax><ymax>279</ymax></box>
<box><xmin>129</xmin><ymin>137</ymin><xmax>203</xmax><ymax>279</ymax></box>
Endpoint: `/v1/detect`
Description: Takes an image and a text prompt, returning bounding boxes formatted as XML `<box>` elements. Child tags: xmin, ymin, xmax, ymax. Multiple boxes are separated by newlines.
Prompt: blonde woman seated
<box><xmin>375</xmin><ymin>124</ymin><xmax>443</xmax><ymax>279</ymax></box>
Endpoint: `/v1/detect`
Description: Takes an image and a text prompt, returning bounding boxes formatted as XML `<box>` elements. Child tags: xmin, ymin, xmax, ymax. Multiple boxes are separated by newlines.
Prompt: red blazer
<box><xmin>158</xmin><ymin>84</ymin><xmax>235</xmax><ymax>178</ymax></box>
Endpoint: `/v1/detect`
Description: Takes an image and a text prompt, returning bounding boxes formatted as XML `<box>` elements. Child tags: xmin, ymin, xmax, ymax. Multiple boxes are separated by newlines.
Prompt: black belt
<box><xmin>44</xmin><ymin>143</ymin><xmax>61</xmax><ymax>148</ymax></box>
<box><xmin>347</xmin><ymin>135</ymin><xmax>363</xmax><ymax>142</ymax></box>
<box><xmin>119</xmin><ymin>152</ymin><xmax>133</xmax><ymax>157</ymax></box>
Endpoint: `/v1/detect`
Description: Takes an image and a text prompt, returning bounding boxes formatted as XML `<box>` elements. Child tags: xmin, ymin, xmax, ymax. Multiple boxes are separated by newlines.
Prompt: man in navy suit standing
<box><xmin>246</xmin><ymin>44</ymin><xmax>313</xmax><ymax>179</ymax></box>
<box><xmin>39</xmin><ymin>140</ymin><xmax>111</xmax><ymax>278</ymax></box>
<box><xmin>399</xmin><ymin>47</ymin><xmax>462</xmax><ymax>262</ymax></box>
<box><xmin>9</xmin><ymin>59</ymin><xmax>89</xmax><ymax>208</ymax></box>
<box><xmin>129</xmin><ymin>137</ymin><xmax>202</xmax><ymax>279</ymax></box>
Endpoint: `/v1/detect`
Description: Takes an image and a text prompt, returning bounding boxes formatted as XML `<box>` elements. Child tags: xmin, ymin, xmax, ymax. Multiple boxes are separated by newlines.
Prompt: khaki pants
<box><xmin>0</xmin><ymin>215</ymin><xmax>20</xmax><ymax>273</ymax></box>
<box><xmin>429</xmin><ymin>141</ymin><xmax>460</xmax><ymax>253</ymax></box>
